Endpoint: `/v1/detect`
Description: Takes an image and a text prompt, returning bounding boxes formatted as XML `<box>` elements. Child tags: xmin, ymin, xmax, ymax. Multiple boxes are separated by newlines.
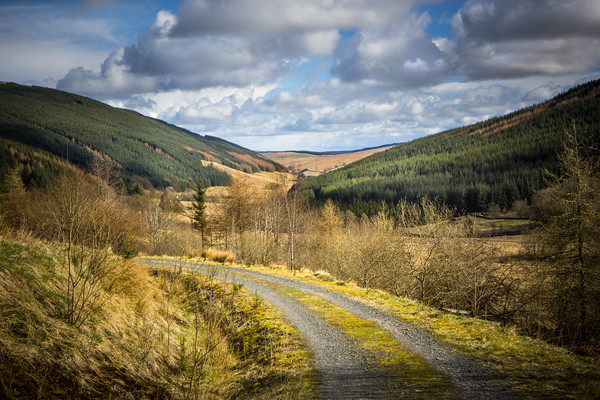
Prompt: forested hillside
<box><xmin>304</xmin><ymin>79</ymin><xmax>600</xmax><ymax>215</ymax></box>
<box><xmin>0</xmin><ymin>82</ymin><xmax>284</xmax><ymax>191</ymax></box>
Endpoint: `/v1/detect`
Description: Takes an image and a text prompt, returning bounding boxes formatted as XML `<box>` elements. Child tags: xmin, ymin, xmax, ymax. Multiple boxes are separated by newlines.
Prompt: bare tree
<box><xmin>283</xmin><ymin>175</ymin><xmax>307</xmax><ymax>272</ymax></box>
<box><xmin>140</xmin><ymin>190</ymin><xmax>183</xmax><ymax>255</ymax></box>
<box><xmin>48</xmin><ymin>171</ymin><xmax>118</xmax><ymax>327</ymax></box>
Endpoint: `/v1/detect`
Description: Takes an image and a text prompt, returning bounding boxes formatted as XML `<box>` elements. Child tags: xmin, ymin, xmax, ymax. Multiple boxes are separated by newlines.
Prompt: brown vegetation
<box><xmin>208</xmin><ymin>125</ymin><xmax>600</xmax><ymax>350</ymax></box>
<box><xmin>0</xmin><ymin>161</ymin><xmax>314</xmax><ymax>399</ymax></box>
<box><xmin>0</xmin><ymin>239</ymin><xmax>313</xmax><ymax>399</ymax></box>
<box><xmin>262</xmin><ymin>145</ymin><xmax>396</xmax><ymax>176</ymax></box>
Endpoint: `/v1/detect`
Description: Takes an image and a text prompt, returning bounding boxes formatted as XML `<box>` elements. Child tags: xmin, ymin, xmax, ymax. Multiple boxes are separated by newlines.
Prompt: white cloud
<box><xmin>0</xmin><ymin>2</ymin><xmax>120</xmax><ymax>82</ymax></box>
<box><xmin>57</xmin><ymin>47</ymin><xmax>158</xmax><ymax>97</ymax></box>
<box><xmin>411</xmin><ymin>101</ymin><xmax>424</xmax><ymax>115</ymax></box>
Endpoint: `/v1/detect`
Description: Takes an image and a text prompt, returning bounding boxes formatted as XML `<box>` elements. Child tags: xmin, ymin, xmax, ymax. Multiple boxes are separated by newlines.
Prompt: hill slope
<box><xmin>261</xmin><ymin>144</ymin><xmax>397</xmax><ymax>176</ymax></box>
<box><xmin>0</xmin><ymin>82</ymin><xmax>284</xmax><ymax>190</ymax></box>
<box><xmin>304</xmin><ymin>79</ymin><xmax>600</xmax><ymax>215</ymax></box>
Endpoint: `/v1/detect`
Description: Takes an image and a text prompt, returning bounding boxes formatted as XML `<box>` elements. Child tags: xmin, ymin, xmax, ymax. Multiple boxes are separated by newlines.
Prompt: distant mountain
<box><xmin>262</xmin><ymin>144</ymin><xmax>397</xmax><ymax>176</ymax></box>
<box><xmin>304</xmin><ymin>79</ymin><xmax>600</xmax><ymax>215</ymax></box>
<box><xmin>0</xmin><ymin>82</ymin><xmax>284</xmax><ymax>191</ymax></box>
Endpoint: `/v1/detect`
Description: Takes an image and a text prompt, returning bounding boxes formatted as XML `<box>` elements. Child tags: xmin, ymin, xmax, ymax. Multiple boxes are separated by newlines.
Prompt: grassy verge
<box><xmin>161</xmin><ymin>268</ymin><xmax>317</xmax><ymax>399</ymax></box>
<box><xmin>0</xmin><ymin>239</ymin><xmax>316</xmax><ymax>399</ymax></box>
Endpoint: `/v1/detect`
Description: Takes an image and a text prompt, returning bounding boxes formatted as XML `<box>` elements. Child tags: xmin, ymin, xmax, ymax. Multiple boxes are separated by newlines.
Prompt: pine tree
<box><xmin>191</xmin><ymin>178</ymin><xmax>207</xmax><ymax>246</ymax></box>
<box><xmin>0</xmin><ymin>165</ymin><xmax>24</xmax><ymax>195</ymax></box>
<box><xmin>536</xmin><ymin>122</ymin><xmax>600</xmax><ymax>345</ymax></box>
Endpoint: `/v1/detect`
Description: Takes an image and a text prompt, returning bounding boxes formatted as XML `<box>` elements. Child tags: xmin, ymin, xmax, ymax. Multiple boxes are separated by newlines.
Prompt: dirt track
<box><xmin>139</xmin><ymin>258</ymin><xmax>519</xmax><ymax>399</ymax></box>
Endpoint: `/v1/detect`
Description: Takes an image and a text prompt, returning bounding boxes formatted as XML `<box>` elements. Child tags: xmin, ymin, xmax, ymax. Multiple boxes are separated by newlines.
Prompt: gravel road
<box><xmin>139</xmin><ymin>258</ymin><xmax>519</xmax><ymax>400</ymax></box>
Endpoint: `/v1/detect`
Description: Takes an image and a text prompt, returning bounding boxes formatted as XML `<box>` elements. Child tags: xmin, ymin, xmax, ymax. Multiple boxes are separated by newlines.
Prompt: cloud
<box><xmin>171</xmin><ymin>0</ymin><xmax>420</xmax><ymax>37</ymax></box>
<box><xmin>451</xmin><ymin>0</ymin><xmax>600</xmax><ymax>79</ymax></box>
<box><xmin>0</xmin><ymin>2</ymin><xmax>119</xmax><ymax>82</ymax></box>
<box><xmin>331</xmin><ymin>12</ymin><xmax>451</xmax><ymax>87</ymax></box>
<box><xmin>57</xmin><ymin>47</ymin><xmax>158</xmax><ymax>97</ymax></box>
<box><xmin>57</xmin><ymin>0</ymin><xmax>443</xmax><ymax>96</ymax></box>
<box><xmin>60</xmin><ymin>0</ymin><xmax>600</xmax><ymax>100</ymax></box>
<box><xmin>523</xmin><ymin>84</ymin><xmax>565</xmax><ymax>102</ymax></box>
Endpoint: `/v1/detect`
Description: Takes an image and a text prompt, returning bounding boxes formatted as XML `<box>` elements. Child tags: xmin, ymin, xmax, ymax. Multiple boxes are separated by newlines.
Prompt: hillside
<box><xmin>0</xmin><ymin>82</ymin><xmax>284</xmax><ymax>191</ymax></box>
<box><xmin>0</xmin><ymin>238</ymin><xmax>313</xmax><ymax>399</ymax></box>
<box><xmin>304</xmin><ymin>79</ymin><xmax>600</xmax><ymax>215</ymax></box>
<box><xmin>261</xmin><ymin>144</ymin><xmax>397</xmax><ymax>176</ymax></box>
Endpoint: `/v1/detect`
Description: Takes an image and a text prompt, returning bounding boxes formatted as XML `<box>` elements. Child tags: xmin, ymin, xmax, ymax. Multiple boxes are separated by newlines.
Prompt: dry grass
<box><xmin>0</xmin><ymin>238</ymin><xmax>171</xmax><ymax>399</ymax></box>
<box><xmin>200</xmin><ymin>160</ymin><xmax>294</xmax><ymax>190</ymax></box>
<box><xmin>0</xmin><ymin>238</ymin><xmax>315</xmax><ymax>399</ymax></box>
<box><xmin>201</xmin><ymin>248</ymin><xmax>236</xmax><ymax>264</ymax></box>
<box><xmin>262</xmin><ymin>146</ymin><xmax>397</xmax><ymax>176</ymax></box>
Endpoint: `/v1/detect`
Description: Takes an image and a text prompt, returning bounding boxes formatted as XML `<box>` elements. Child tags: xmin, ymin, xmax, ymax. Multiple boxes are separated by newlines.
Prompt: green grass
<box><xmin>282</xmin><ymin>288</ymin><xmax>453</xmax><ymax>399</ymax></box>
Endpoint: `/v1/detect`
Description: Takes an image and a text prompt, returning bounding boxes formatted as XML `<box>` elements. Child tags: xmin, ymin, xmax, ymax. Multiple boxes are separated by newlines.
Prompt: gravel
<box><xmin>139</xmin><ymin>258</ymin><xmax>520</xmax><ymax>399</ymax></box>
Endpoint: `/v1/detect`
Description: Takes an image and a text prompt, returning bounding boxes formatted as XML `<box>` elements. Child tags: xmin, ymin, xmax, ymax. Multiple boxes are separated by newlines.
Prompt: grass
<box><xmin>281</xmin><ymin>288</ymin><xmax>453</xmax><ymax>399</ymax></box>
<box><xmin>0</xmin><ymin>239</ymin><xmax>317</xmax><ymax>399</ymax></box>
<box><xmin>138</xmin><ymin>253</ymin><xmax>600</xmax><ymax>398</ymax></box>
<box><xmin>302</xmin><ymin>274</ymin><xmax>600</xmax><ymax>399</ymax></box>
<box><xmin>472</xmin><ymin>217</ymin><xmax>535</xmax><ymax>236</ymax></box>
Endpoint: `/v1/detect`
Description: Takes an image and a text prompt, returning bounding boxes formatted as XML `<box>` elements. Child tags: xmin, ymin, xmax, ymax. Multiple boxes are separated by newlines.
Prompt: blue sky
<box><xmin>2</xmin><ymin>0</ymin><xmax>600</xmax><ymax>151</ymax></box>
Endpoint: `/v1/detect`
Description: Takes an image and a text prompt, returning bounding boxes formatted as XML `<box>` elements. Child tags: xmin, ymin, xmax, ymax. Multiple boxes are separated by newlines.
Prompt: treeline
<box><xmin>304</xmin><ymin>79</ymin><xmax>600</xmax><ymax>215</ymax></box>
<box><xmin>0</xmin><ymin>82</ymin><xmax>284</xmax><ymax>190</ymax></box>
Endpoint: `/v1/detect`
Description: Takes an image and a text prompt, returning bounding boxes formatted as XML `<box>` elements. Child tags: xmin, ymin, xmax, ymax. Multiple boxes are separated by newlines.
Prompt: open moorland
<box><xmin>261</xmin><ymin>145</ymin><xmax>397</xmax><ymax>176</ymax></box>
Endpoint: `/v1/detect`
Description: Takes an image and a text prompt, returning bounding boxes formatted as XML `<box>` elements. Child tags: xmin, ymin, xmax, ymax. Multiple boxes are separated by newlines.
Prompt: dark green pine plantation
<box><xmin>304</xmin><ymin>79</ymin><xmax>600</xmax><ymax>215</ymax></box>
<box><xmin>0</xmin><ymin>82</ymin><xmax>284</xmax><ymax>191</ymax></box>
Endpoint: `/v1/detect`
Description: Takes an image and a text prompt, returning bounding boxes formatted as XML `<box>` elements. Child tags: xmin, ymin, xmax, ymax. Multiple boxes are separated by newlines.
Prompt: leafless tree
<box><xmin>48</xmin><ymin>171</ymin><xmax>119</xmax><ymax>327</ymax></box>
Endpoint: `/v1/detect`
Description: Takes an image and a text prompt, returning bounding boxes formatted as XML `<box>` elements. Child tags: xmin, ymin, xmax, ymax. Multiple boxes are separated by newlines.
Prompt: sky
<box><xmin>2</xmin><ymin>0</ymin><xmax>600</xmax><ymax>152</ymax></box>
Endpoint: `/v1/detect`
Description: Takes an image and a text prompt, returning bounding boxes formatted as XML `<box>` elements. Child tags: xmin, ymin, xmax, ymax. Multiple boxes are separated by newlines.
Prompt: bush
<box><xmin>202</xmin><ymin>248</ymin><xmax>236</xmax><ymax>264</ymax></box>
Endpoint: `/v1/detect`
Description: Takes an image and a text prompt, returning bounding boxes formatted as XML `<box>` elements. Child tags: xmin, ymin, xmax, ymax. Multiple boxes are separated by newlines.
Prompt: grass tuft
<box><xmin>201</xmin><ymin>248</ymin><xmax>236</xmax><ymax>264</ymax></box>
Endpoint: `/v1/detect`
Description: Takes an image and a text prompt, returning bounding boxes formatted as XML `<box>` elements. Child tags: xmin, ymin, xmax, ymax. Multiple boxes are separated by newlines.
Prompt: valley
<box><xmin>0</xmin><ymin>80</ymin><xmax>599</xmax><ymax>399</ymax></box>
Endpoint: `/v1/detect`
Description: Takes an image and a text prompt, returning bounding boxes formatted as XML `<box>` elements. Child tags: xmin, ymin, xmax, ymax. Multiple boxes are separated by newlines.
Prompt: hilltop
<box><xmin>0</xmin><ymin>82</ymin><xmax>284</xmax><ymax>191</ymax></box>
<box><xmin>304</xmin><ymin>79</ymin><xmax>600</xmax><ymax>215</ymax></box>
<box><xmin>261</xmin><ymin>144</ymin><xmax>397</xmax><ymax>176</ymax></box>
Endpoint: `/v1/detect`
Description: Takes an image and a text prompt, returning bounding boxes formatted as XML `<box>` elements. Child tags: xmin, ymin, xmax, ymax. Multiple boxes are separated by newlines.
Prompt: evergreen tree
<box><xmin>536</xmin><ymin>123</ymin><xmax>600</xmax><ymax>345</ymax></box>
<box><xmin>0</xmin><ymin>165</ymin><xmax>24</xmax><ymax>195</ymax></box>
<box><xmin>191</xmin><ymin>178</ymin><xmax>207</xmax><ymax>246</ymax></box>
